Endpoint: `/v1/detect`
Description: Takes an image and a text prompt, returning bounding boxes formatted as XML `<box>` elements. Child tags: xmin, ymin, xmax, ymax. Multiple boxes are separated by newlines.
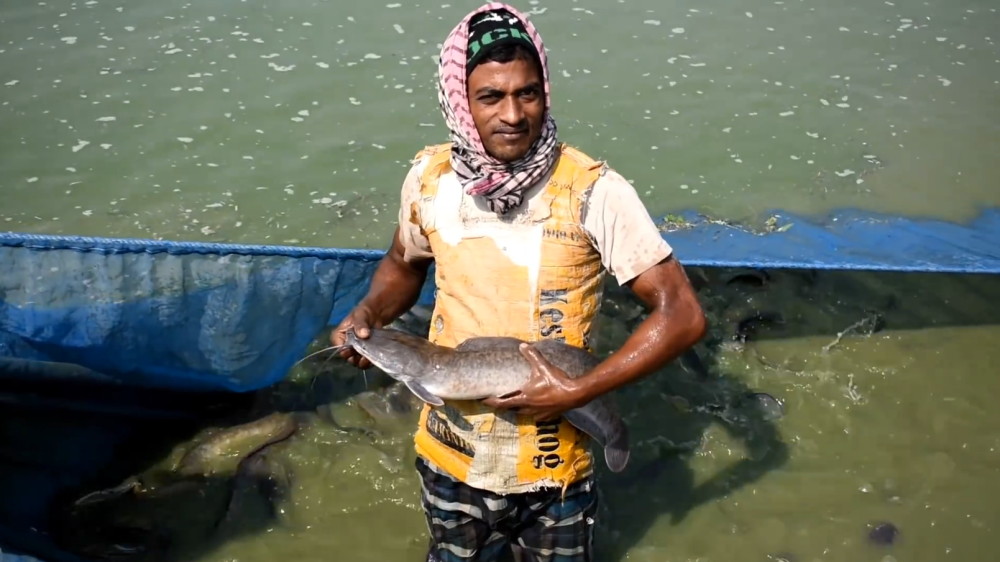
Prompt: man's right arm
<box><xmin>356</xmin><ymin>226</ymin><xmax>432</xmax><ymax>327</ymax></box>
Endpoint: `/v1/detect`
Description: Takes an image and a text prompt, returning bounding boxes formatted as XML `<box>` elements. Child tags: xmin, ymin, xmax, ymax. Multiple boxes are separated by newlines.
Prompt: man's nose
<box><xmin>498</xmin><ymin>96</ymin><xmax>526</xmax><ymax>126</ymax></box>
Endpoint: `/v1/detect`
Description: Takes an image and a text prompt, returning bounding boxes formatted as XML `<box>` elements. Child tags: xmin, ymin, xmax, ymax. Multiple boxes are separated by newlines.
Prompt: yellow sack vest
<box><xmin>407</xmin><ymin>142</ymin><xmax>609</xmax><ymax>495</ymax></box>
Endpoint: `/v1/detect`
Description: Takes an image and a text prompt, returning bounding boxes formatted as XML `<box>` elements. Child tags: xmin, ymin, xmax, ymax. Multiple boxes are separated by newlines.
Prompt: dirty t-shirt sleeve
<box><xmin>397</xmin><ymin>156</ymin><xmax>434</xmax><ymax>263</ymax></box>
<box><xmin>583</xmin><ymin>168</ymin><xmax>674</xmax><ymax>284</ymax></box>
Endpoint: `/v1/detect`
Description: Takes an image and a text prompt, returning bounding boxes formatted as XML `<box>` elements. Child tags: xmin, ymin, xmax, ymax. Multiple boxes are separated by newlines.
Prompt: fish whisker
<box><xmin>292</xmin><ymin>344</ymin><xmax>351</xmax><ymax>368</ymax></box>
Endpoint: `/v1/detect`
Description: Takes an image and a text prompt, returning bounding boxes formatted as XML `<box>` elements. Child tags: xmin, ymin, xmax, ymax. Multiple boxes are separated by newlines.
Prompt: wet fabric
<box><xmin>418</xmin><ymin>457</ymin><xmax>598</xmax><ymax>562</ymax></box>
<box><xmin>436</xmin><ymin>2</ymin><xmax>559</xmax><ymax>215</ymax></box>
<box><xmin>408</xmin><ymin>142</ymin><xmax>616</xmax><ymax>495</ymax></box>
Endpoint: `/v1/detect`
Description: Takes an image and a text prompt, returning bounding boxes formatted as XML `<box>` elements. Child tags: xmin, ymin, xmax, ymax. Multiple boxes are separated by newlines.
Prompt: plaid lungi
<box><xmin>416</xmin><ymin>456</ymin><xmax>599</xmax><ymax>562</ymax></box>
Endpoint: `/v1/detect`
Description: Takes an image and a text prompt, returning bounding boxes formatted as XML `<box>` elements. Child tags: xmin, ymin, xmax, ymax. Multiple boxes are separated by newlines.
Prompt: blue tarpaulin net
<box><xmin>2</xmin><ymin>206</ymin><xmax>999</xmax><ymax>393</ymax></box>
<box><xmin>0</xmin><ymin>237</ymin><xmax>426</xmax><ymax>393</ymax></box>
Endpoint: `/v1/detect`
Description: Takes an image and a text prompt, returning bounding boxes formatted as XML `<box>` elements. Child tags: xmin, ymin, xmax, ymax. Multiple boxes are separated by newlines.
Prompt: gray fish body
<box><xmin>345</xmin><ymin>328</ymin><xmax>630</xmax><ymax>473</ymax></box>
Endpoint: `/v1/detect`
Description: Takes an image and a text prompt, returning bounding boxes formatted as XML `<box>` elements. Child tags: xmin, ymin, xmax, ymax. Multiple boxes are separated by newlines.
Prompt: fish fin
<box><xmin>404</xmin><ymin>380</ymin><xmax>444</xmax><ymax>407</ymax></box>
<box><xmin>604</xmin><ymin>432</ymin><xmax>630</xmax><ymax>473</ymax></box>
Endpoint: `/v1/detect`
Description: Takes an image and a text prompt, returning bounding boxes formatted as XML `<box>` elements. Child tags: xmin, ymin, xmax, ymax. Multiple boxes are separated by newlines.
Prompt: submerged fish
<box><xmin>216</xmin><ymin>435</ymin><xmax>294</xmax><ymax>532</ymax></box>
<box><xmin>72</xmin><ymin>476</ymin><xmax>141</xmax><ymax>507</ymax></box>
<box><xmin>178</xmin><ymin>412</ymin><xmax>300</xmax><ymax>477</ymax></box>
<box><xmin>344</xmin><ymin>327</ymin><xmax>630</xmax><ymax>473</ymax></box>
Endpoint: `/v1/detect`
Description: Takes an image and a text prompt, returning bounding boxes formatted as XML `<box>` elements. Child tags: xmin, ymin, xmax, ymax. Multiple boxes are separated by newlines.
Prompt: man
<box><xmin>332</xmin><ymin>3</ymin><xmax>706</xmax><ymax>561</ymax></box>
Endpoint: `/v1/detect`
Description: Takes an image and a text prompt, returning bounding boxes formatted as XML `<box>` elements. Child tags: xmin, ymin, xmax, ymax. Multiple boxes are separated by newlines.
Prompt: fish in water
<box><xmin>72</xmin><ymin>476</ymin><xmax>141</xmax><ymax>507</ymax></box>
<box><xmin>867</xmin><ymin>521</ymin><xmax>900</xmax><ymax>546</ymax></box>
<box><xmin>737</xmin><ymin>392</ymin><xmax>785</xmax><ymax>421</ymax></box>
<box><xmin>734</xmin><ymin>311</ymin><xmax>786</xmax><ymax>345</ymax></box>
<box><xmin>216</xmin><ymin>433</ymin><xmax>295</xmax><ymax>532</ymax></box>
<box><xmin>178</xmin><ymin>412</ymin><xmax>301</xmax><ymax>477</ymax></box>
<box><xmin>343</xmin><ymin>327</ymin><xmax>630</xmax><ymax>473</ymax></box>
<box><xmin>354</xmin><ymin>382</ymin><xmax>425</xmax><ymax>428</ymax></box>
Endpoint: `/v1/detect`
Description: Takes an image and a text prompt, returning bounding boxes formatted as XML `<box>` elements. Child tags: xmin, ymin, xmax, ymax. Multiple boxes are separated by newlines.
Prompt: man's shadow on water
<box><xmin>585</xmin><ymin>278</ymin><xmax>792</xmax><ymax>562</ymax></box>
<box><xmin>592</xmin><ymin>353</ymin><xmax>790</xmax><ymax>561</ymax></box>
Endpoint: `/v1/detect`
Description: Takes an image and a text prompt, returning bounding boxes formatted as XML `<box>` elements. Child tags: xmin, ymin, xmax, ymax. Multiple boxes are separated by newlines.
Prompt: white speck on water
<box><xmin>177</xmin><ymin>137</ymin><xmax>194</xmax><ymax>143</ymax></box>
<box><xmin>780</xmin><ymin>111</ymin><xmax>794</xmax><ymax>116</ymax></box>
<box><xmin>746</xmin><ymin>12</ymin><xmax>753</xmax><ymax>18</ymax></box>
<box><xmin>807</xmin><ymin>132</ymin><xmax>819</xmax><ymax>138</ymax></box>
<box><xmin>71</xmin><ymin>140</ymin><xmax>90</xmax><ymax>152</ymax></box>
<box><xmin>722</xmin><ymin>127</ymin><xmax>732</xmax><ymax>133</ymax></box>
<box><xmin>790</xmin><ymin>155</ymin><xmax>800</xmax><ymax>160</ymax></box>
<box><xmin>66</xmin><ymin>167</ymin><xmax>76</xmax><ymax>172</ymax></box>
<box><xmin>27</xmin><ymin>177</ymin><xmax>38</xmax><ymax>183</ymax></box>
<box><xmin>5</xmin><ymin>80</ymin><xmax>18</xmax><ymax>86</ymax></box>
<box><xmin>840</xmin><ymin>27</ymin><xmax>850</xmax><ymax>32</ymax></box>
<box><xmin>349</xmin><ymin>97</ymin><xmax>361</xmax><ymax>105</ymax></box>
<box><xmin>836</xmin><ymin>103</ymin><xmax>850</xmax><ymax>108</ymax></box>
<box><xmin>96</xmin><ymin>116</ymin><xmax>116</xmax><ymax>122</ymax></box>
<box><xmin>82</xmin><ymin>210</ymin><xmax>93</xmax><ymax>217</ymax></box>
<box><xmin>298</xmin><ymin>110</ymin><xmax>310</xmax><ymax>117</ymax></box>
<box><xmin>100</xmin><ymin>143</ymin><xmax>112</xmax><ymax>149</ymax></box>
<box><xmin>124</xmin><ymin>26</ymin><xmax>135</xmax><ymax>31</ymax></box>
<box><xmin>261</xmin><ymin>54</ymin><xmax>280</xmax><ymax>59</ymax></box>
<box><xmin>364</xmin><ymin>53</ymin><xmax>382</xmax><ymax>59</ymax></box>
<box><xmin>394</xmin><ymin>24</ymin><xmax>405</xmax><ymax>34</ymax></box>
<box><xmin>268</xmin><ymin>62</ymin><xmax>295</xmax><ymax>72</ymax></box>
<box><xmin>820</xmin><ymin>99</ymin><xmax>830</xmax><ymax>106</ymax></box>
<box><xmin>936</xmin><ymin>37</ymin><xmax>947</xmax><ymax>42</ymax></box>
<box><xmin>680</xmin><ymin>184</ymin><xmax>689</xmax><ymax>190</ymax></box>
<box><xmin>836</xmin><ymin>169</ymin><xmax>855</xmax><ymax>177</ymax></box>
<box><xmin>672</xmin><ymin>27</ymin><xmax>685</xmax><ymax>34</ymax></box>
<box><xmin>644</xmin><ymin>20</ymin><xmax>660</xmax><ymax>26</ymax></box>
<box><xmin>317</xmin><ymin>62</ymin><xmax>330</xmax><ymax>68</ymax></box>
<box><xmin>387</xmin><ymin>3</ymin><xmax>401</xmax><ymax>7</ymax></box>
<box><xmin>61</xmin><ymin>36</ymin><xmax>77</xmax><ymax>44</ymax></box>
<box><xmin>938</xmin><ymin>77</ymin><xmax>952</xmax><ymax>86</ymax></box>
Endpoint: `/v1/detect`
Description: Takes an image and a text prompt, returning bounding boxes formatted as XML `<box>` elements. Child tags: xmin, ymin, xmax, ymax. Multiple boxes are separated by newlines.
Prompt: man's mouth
<box><xmin>494</xmin><ymin>129</ymin><xmax>527</xmax><ymax>140</ymax></box>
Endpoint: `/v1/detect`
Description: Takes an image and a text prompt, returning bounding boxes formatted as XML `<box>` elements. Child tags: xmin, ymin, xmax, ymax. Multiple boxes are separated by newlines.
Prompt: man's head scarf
<box><xmin>436</xmin><ymin>3</ymin><xmax>559</xmax><ymax>215</ymax></box>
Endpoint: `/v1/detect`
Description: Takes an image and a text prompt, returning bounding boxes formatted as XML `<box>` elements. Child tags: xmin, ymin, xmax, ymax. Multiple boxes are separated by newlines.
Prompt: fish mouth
<box><xmin>344</xmin><ymin>328</ymin><xmax>398</xmax><ymax>377</ymax></box>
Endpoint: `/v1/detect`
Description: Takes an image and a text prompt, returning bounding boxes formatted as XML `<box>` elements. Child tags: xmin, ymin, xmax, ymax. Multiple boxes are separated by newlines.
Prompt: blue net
<box><xmin>0</xmin><ymin>235</ymin><xmax>398</xmax><ymax>393</ymax></box>
<box><xmin>2</xmin><ymin>207</ymin><xmax>998</xmax><ymax>396</ymax></box>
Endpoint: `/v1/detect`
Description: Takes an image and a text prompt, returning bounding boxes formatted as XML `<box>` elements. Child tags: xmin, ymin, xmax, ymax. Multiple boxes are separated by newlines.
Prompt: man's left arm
<box><xmin>483</xmin><ymin>168</ymin><xmax>707</xmax><ymax>417</ymax></box>
<box><xmin>568</xmin><ymin>168</ymin><xmax>707</xmax><ymax>402</ymax></box>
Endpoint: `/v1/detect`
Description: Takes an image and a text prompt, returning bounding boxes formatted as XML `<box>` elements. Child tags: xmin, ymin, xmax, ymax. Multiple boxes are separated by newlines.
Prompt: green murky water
<box><xmin>2</xmin><ymin>0</ymin><xmax>999</xmax><ymax>561</ymax></box>
<box><xmin>2</xmin><ymin>0</ymin><xmax>999</xmax><ymax>245</ymax></box>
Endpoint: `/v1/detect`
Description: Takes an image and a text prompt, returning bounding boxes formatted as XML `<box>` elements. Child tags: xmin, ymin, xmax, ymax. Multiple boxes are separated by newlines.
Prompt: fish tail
<box><xmin>604</xmin><ymin>431</ymin><xmax>630</xmax><ymax>473</ymax></box>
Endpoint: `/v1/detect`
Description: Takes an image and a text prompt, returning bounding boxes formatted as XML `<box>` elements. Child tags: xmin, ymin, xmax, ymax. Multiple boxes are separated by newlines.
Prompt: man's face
<box><xmin>466</xmin><ymin>56</ymin><xmax>545</xmax><ymax>163</ymax></box>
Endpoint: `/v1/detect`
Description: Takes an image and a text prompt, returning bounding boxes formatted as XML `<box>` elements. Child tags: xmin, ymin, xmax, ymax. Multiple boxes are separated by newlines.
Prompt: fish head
<box><xmin>346</xmin><ymin>327</ymin><xmax>437</xmax><ymax>379</ymax></box>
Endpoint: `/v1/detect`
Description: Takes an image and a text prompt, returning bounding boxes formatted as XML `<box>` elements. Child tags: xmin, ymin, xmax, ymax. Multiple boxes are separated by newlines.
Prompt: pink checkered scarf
<box><xmin>436</xmin><ymin>2</ymin><xmax>560</xmax><ymax>215</ymax></box>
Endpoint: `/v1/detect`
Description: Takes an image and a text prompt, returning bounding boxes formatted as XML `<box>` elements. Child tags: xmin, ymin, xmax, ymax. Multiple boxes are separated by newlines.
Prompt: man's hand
<box><xmin>331</xmin><ymin>305</ymin><xmax>382</xmax><ymax>369</ymax></box>
<box><xmin>482</xmin><ymin>343</ymin><xmax>588</xmax><ymax>421</ymax></box>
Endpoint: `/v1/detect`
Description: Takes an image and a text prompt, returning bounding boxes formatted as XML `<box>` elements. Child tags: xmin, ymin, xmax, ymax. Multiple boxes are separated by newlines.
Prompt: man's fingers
<box><xmin>483</xmin><ymin>392</ymin><xmax>526</xmax><ymax>409</ymax></box>
<box><xmin>518</xmin><ymin>342</ymin><xmax>552</xmax><ymax>368</ymax></box>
